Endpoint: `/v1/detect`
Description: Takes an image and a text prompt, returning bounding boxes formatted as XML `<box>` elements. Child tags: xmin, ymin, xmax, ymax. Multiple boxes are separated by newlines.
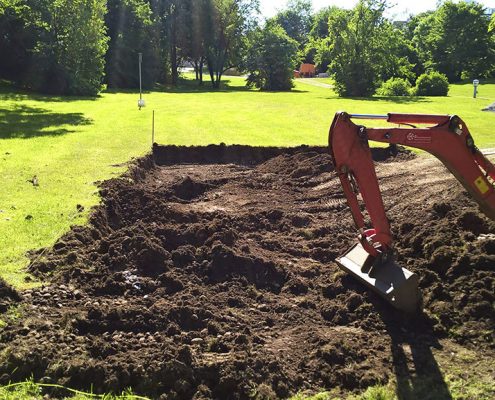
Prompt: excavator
<box><xmin>328</xmin><ymin>112</ymin><xmax>495</xmax><ymax>312</ymax></box>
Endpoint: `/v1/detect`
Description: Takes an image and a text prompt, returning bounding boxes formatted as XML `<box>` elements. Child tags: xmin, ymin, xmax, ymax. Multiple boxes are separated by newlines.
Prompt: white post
<box><xmin>138</xmin><ymin>53</ymin><xmax>145</xmax><ymax>110</ymax></box>
<box><xmin>152</xmin><ymin>110</ymin><xmax>155</xmax><ymax>148</ymax></box>
<box><xmin>139</xmin><ymin>52</ymin><xmax>143</xmax><ymax>100</ymax></box>
<box><xmin>473</xmin><ymin>79</ymin><xmax>479</xmax><ymax>98</ymax></box>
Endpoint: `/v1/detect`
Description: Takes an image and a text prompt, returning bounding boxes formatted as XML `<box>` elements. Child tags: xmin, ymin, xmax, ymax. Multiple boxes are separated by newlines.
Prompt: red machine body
<box><xmin>329</xmin><ymin>112</ymin><xmax>495</xmax><ymax>312</ymax></box>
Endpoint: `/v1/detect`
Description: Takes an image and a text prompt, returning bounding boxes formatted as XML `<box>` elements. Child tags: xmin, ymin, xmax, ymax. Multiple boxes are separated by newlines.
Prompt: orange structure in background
<box><xmin>299</xmin><ymin>63</ymin><xmax>316</xmax><ymax>77</ymax></box>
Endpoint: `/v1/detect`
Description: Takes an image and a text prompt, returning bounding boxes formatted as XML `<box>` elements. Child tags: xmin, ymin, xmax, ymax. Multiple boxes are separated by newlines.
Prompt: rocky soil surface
<box><xmin>0</xmin><ymin>145</ymin><xmax>493</xmax><ymax>399</ymax></box>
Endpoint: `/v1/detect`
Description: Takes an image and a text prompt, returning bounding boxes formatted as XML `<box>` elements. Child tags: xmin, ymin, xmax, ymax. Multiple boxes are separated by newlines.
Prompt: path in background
<box><xmin>298</xmin><ymin>78</ymin><xmax>333</xmax><ymax>89</ymax></box>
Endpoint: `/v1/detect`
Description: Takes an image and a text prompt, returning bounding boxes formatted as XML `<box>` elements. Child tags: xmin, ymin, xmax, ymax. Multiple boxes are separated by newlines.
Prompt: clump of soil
<box><xmin>0</xmin><ymin>278</ymin><xmax>20</xmax><ymax>313</ymax></box>
<box><xmin>0</xmin><ymin>145</ymin><xmax>493</xmax><ymax>399</ymax></box>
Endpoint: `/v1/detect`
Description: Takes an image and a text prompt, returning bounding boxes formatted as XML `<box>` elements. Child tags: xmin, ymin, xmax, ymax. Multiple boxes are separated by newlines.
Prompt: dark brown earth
<box><xmin>0</xmin><ymin>278</ymin><xmax>20</xmax><ymax>313</ymax></box>
<box><xmin>0</xmin><ymin>144</ymin><xmax>493</xmax><ymax>399</ymax></box>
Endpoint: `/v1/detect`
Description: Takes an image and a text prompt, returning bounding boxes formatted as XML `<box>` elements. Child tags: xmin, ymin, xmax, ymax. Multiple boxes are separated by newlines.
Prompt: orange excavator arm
<box><xmin>328</xmin><ymin>112</ymin><xmax>495</xmax><ymax>312</ymax></box>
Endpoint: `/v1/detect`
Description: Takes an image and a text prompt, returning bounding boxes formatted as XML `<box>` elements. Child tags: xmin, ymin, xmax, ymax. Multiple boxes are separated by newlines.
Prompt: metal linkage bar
<box><xmin>349</xmin><ymin>114</ymin><xmax>389</xmax><ymax>120</ymax></box>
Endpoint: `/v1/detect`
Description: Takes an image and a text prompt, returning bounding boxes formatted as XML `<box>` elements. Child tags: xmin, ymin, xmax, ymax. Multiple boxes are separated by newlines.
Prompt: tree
<box><xmin>39</xmin><ymin>0</ymin><xmax>108</xmax><ymax>95</ymax></box>
<box><xmin>490</xmin><ymin>13</ymin><xmax>495</xmax><ymax>77</ymax></box>
<box><xmin>307</xmin><ymin>6</ymin><xmax>350</xmax><ymax>73</ymax></box>
<box><xmin>0</xmin><ymin>0</ymin><xmax>39</xmax><ymax>83</ymax></box>
<box><xmin>105</xmin><ymin>0</ymin><xmax>160</xmax><ymax>89</ymax></box>
<box><xmin>203</xmin><ymin>0</ymin><xmax>259</xmax><ymax>88</ymax></box>
<box><xmin>404</xmin><ymin>11</ymin><xmax>432</xmax><ymax>41</ymax></box>
<box><xmin>188</xmin><ymin>0</ymin><xmax>209</xmax><ymax>84</ymax></box>
<box><xmin>303</xmin><ymin>6</ymin><xmax>342</xmax><ymax>67</ymax></box>
<box><xmin>161</xmin><ymin>0</ymin><xmax>194</xmax><ymax>84</ymax></box>
<box><xmin>4</xmin><ymin>0</ymin><xmax>108</xmax><ymax>95</ymax></box>
<box><xmin>323</xmin><ymin>0</ymin><xmax>396</xmax><ymax>97</ymax></box>
<box><xmin>244</xmin><ymin>23</ymin><xmax>299</xmax><ymax>91</ymax></box>
<box><xmin>312</xmin><ymin>38</ymin><xmax>332</xmax><ymax>73</ymax></box>
<box><xmin>272</xmin><ymin>0</ymin><xmax>312</xmax><ymax>49</ymax></box>
<box><xmin>378</xmin><ymin>22</ymin><xmax>417</xmax><ymax>83</ymax></box>
<box><xmin>308</xmin><ymin>5</ymin><xmax>340</xmax><ymax>40</ymax></box>
<box><xmin>413</xmin><ymin>1</ymin><xmax>494</xmax><ymax>81</ymax></box>
<box><xmin>174</xmin><ymin>0</ymin><xmax>213</xmax><ymax>85</ymax></box>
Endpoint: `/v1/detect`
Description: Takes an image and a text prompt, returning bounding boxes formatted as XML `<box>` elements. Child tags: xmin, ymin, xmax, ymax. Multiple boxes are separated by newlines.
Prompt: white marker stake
<box><xmin>138</xmin><ymin>53</ymin><xmax>145</xmax><ymax>110</ymax></box>
<box><xmin>152</xmin><ymin>110</ymin><xmax>155</xmax><ymax>148</ymax></box>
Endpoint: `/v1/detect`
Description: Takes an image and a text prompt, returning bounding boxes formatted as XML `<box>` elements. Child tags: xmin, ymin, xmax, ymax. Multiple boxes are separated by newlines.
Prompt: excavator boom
<box><xmin>329</xmin><ymin>112</ymin><xmax>495</xmax><ymax>312</ymax></box>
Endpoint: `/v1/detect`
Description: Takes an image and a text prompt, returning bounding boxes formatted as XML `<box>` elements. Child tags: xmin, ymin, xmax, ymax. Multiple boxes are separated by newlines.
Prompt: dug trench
<box><xmin>0</xmin><ymin>144</ymin><xmax>493</xmax><ymax>399</ymax></box>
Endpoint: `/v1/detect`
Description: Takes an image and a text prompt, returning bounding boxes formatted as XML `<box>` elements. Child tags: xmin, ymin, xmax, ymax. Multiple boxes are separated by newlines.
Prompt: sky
<box><xmin>260</xmin><ymin>0</ymin><xmax>495</xmax><ymax>20</ymax></box>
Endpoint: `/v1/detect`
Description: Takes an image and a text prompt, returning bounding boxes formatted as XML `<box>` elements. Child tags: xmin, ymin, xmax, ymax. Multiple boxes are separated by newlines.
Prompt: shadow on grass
<box><xmin>0</xmin><ymin>81</ymin><xmax>100</xmax><ymax>103</ymax></box>
<box><xmin>1</xmin><ymin>77</ymin><xmax>309</xmax><ymax>100</ymax></box>
<box><xmin>375</xmin><ymin>303</ymin><xmax>453</xmax><ymax>400</ymax></box>
<box><xmin>0</xmin><ymin>105</ymin><xmax>92</xmax><ymax>139</ymax></box>
<box><xmin>319</xmin><ymin>95</ymin><xmax>433</xmax><ymax>104</ymax></box>
<box><xmin>145</xmin><ymin>77</ymin><xmax>309</xmax><ymax>94</ymax></box>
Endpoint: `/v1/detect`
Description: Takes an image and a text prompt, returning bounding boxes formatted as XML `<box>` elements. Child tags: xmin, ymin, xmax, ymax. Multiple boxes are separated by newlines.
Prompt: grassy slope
<box><xmin>1</xmin><ymin>76</ymin><xmax>495</xmax><ymax>287</ymax></box>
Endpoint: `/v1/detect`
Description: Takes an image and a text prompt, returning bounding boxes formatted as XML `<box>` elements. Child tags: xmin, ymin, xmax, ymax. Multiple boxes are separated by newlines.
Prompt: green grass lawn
<box><xmin>1</xmin><ymin>75</ymin><xmax>495</xmax><ymax>287</ymax></box>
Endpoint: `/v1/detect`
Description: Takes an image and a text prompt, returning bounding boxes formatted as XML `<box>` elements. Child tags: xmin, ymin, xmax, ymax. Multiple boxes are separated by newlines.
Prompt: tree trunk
<box><xmin>171</xmin><ymin>44</ymin><xmax>178</xmax><ymax>85</ymax></box>
<box><xmin>207</xmin><ymin>58</ymin><xmax>215</xmax><ymax>87</ymax></box>
<box><xmin>214</xmin><ymin>70</ymin><xmax>222</xmax><ymax>88</ymax></box>
<box><xmin>194</xmin><ymin>60</ymin><xmax>199</xmax><ymax>80</ymax></box>
<box><xmin>199</xmin><ymin>58</ymin><xmax>204</xmax><ymax>85</ymax></box>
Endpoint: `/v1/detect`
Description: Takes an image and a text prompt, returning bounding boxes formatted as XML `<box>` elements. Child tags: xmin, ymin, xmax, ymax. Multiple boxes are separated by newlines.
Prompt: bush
<box><xmin>414</xmin><ymin>71</ymin><xmax>449</xmax><ymax>96</ymax></box>
<box><xmin>377</xmin><ymin>78</ymin><xmax>412</xmax><ymax>96</ymax></box>
<box><xmin>244</xmin><ymin>23</ymin><xmax>299</xmax><ymax>91</ymax></box>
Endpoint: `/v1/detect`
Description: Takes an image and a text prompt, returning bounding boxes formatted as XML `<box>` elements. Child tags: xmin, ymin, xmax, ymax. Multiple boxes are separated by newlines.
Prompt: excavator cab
<box><xmin>329</xmin><ymin>112</ymin><xmax>495</xmax><ymax>312</ymax></box>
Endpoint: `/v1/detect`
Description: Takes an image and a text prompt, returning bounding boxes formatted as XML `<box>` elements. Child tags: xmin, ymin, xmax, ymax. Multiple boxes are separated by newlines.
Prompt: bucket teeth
<box><xmin>336</xmin><ymin>243</ymin><xmax>420</xmax><ymax>313</ymax></box>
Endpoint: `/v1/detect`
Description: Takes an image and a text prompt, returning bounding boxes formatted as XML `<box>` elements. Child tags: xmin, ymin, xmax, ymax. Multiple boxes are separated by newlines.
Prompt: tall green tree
<box><xmin>187</xmin><ymin>0</ymin><xmax>209</xmax><ymax>84</ymax></box>
<box><xmin>404</xmin><ymin>11</ymin><xmax>432</xmax><ymax>41</ymax></box>
<box><xmin>176</xmin><ymin>0</ymin><xmax>213</xmax><ymax>85</ymax></box>
<box><xmin>271</xmin><ymin>0</ymin><xmax>312</xmax><ymax>48</ymax></box>
<box><xmin>413</xmin><ymin>1</ymin><xmax>494</xmax><ymax>81</ymax></box>
<box><xmin>490</xmin><ymin>13</ymin><xmax>495</xmax><ymax>77</ymax></box>
<box><xmin>39</xmin><ymin>0</ymin><xmax>108</xmax><ymax>95</ymax></box>
<box><xmin>308</xmin><ymin>5</ymin><xmax>340</xmax><ymax>40</ymax></box>
<box><xmin>379</xmin><ymin>22</ymin><xmax>417</xmax><ymax>83</ymax></box>
<box><xmin>0</xmin><ymin>0</ymin><xmax>38</xmax><ymax>83</ymax></box>
<box><xmin>105</xmin><ymin>0</ymin><xmax>160</xmax><ymax>89</ymax></box>
<box><xmin>2</xmin><ymin>0</ymin><xmax>108</xmax><ymax>95</ymax></box>
<box><xmin>304</xmin><ymin>6</ymin><xmax>346</xmax><ymax>70</ymax></box>
<box><xmin>203</xmin><ymin>0</ymin><xmax>258</xmax><ymax>88</ymax></box>
<box><xmin>323</xmin><ymin>0</ymin><xmax>401</xmax><ymax>97</ymax></box>
<box><xmin>161</xmin><ymin>0</ymin><xmax>193</xmax><ymax>84</ymax></box>
<box><xmin>244</xmin><ymin>22</ymin><xmax>299</xmax><ymax>91</ymax></box>
<box><xmin>302</xmin><ymin>6</ymin><xmax>342</xmax><ymax>67</ymax></box>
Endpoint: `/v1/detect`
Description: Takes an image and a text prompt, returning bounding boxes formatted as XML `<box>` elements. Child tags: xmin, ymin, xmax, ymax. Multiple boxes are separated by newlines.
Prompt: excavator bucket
<box><xmin>336</xmin><ymin>243</ymin><xmax>420</xmax><ymax>313</ymax></box>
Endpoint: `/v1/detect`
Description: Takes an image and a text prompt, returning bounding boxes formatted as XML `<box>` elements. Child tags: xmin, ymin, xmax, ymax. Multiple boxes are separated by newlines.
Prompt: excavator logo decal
<box><xmin>406</xmin><ymin>132</ymin><xmax>432</xmax><ymax>144</ymax></box>
<box><xmin>475</xmin><ymin>176</ymin><xmax>490</xmax><ymax>195</ymax></box>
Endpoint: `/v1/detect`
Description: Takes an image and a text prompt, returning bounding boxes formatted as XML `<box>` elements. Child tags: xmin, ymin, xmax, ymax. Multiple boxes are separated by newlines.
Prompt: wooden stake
<box><xmin>152</xmin><ymin>110</ymin><xmax>155</xmax><ymax>148</ymax></box>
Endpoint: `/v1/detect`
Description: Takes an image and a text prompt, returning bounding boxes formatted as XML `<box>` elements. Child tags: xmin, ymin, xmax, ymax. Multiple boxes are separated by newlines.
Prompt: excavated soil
<box><xmin>0</xmin><ymin>278</ymin><xmax>20</xmax><ymax>313</ymax></box>
<box><xmin>0</xmin><ymin>144</ymin><xmax>494</xmax><ymax>399</ymax></box>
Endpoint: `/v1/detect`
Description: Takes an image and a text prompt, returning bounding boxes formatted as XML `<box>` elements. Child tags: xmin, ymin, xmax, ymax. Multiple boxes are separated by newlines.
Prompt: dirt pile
<box><xmin>0</xmin><ymin>145</ymin><xmax>493</xmax><ymax>399</ymax></box>
<box><xmin>0</xmin><ymin>278</ymin><xmax>20</xmax><ymax>313</ymax></box>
